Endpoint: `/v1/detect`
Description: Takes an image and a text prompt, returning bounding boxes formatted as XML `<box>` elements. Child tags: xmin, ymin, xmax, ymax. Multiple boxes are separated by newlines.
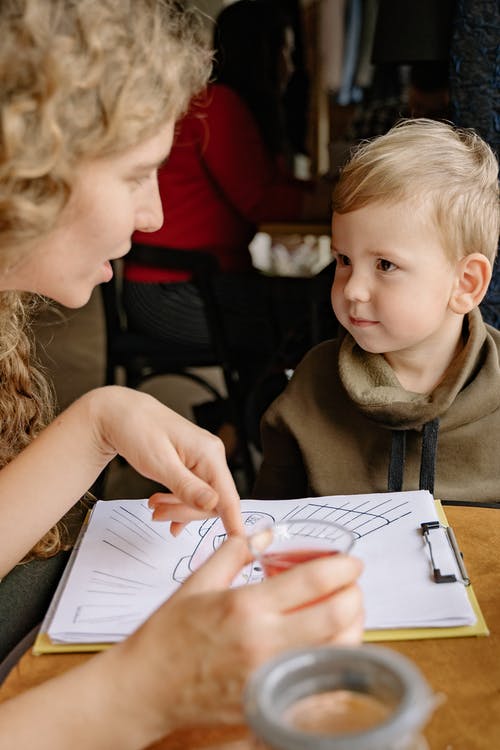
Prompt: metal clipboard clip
<box><xmin>421</xmin><ymin>521</ymin><xmax>470</xmax><ymax>586</ymax></box>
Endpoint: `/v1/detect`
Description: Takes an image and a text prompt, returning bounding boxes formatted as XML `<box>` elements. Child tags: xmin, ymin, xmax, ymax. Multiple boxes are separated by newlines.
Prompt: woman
<box><xmin>0</xmin><ymin>1</ymin><xmax>363</xmax><ymax>746</ymax></box>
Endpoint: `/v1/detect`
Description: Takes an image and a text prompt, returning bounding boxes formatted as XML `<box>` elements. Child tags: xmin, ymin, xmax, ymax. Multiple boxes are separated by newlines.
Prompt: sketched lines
<box><xmin>74</xmin><ymin>603</ymin><xmax>144</xmax><ymax>625</ymax></box>
<box><xmin>283</xmin><ymin>495</ymin><xmax>412</xmax><ymax>539</ymax></box>
<box><xmin>87</xmin><ymin>570</ymin><xmax>157</xmax><ymax>595</ymax></box>
<box><xmin>100</xmin><ymin>504</ymin><xmax>165</xmax><ymax>569</ymax></box>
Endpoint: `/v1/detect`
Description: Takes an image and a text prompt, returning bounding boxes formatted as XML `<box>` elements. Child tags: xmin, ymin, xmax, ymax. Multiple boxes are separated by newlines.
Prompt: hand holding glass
<box><xmin>248</xmin><ymin>518</ymin><xmax>356</xmax><ymax>577</ymax></box>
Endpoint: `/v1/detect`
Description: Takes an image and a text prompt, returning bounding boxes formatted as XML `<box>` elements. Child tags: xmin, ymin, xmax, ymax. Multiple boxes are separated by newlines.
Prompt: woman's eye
<box><xmin>378</xmin><ymin>258</ymin><xmax>397</xmax><ymax>272</ymax></box>
<box><xmin>131</xmin><ymin>171</ymin><xmax>156</xmax><ymax>188</ymax></box>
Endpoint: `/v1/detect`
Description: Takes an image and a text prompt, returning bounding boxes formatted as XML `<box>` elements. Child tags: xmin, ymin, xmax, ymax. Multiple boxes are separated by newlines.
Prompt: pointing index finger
<box><xmin>207</xmin><ymin>465</ymin><xmax>244</xmax><ymax>536</ymax></box>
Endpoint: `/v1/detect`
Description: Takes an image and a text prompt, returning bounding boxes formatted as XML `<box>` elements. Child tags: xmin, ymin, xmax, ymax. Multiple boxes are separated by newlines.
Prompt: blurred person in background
<box><xmin>123</xmin><ymin>0</ymin><xmax>332</xmax><ymax>454</ymax></box>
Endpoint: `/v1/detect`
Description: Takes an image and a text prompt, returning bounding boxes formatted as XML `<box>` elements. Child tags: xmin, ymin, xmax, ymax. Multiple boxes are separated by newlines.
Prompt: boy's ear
<box><xmin>449</xmin><ymin>253</ymin><xmax>492</xmax><ymax>314</ymax></box>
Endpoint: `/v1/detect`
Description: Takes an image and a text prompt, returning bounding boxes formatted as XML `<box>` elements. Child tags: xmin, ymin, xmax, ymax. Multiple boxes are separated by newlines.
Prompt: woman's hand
<box><xmin>93</xmin><ymin>386</ymin><xmax>243</xmax><ymax>535</ymax></box>
<box><xmin>0</xmin><ymin>533</ymin><xmax>362</xmax><ymax>750</ymax></box>
<box><xmin>148</xmin><ymin>493</ymin><xmax>220</xmax><ymax>533</ymax></box>
<box><xmin>0</xmin><ymin>385</ymin><xmax>243</xmax><ymax>575</ymax></box>
<box><xmin>109</xmin><ymin>536</ymin><xmax>364</xmax><ymax>742</ymax></box>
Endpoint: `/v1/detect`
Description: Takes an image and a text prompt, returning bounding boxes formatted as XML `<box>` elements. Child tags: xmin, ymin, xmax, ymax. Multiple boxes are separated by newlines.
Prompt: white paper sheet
<box><xmin>45</xmin><ymin>490</ymin><xmax>476</xmax><ymax>644</ymax></box>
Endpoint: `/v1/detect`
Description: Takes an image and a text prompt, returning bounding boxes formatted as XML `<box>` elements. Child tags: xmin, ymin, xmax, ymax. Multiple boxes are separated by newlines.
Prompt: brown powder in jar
<box><xmin>284</xmin><ymin>690</ymin><xmax>393</xmax><ymax>734</ymax></box>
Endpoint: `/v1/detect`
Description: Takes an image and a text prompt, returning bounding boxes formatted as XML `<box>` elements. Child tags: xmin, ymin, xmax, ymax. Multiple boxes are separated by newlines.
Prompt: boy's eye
<box><xmin>336</xmin><ymin>254</ymin><xmax>351</xmax><ymax>267</ymax></box>
<box><xmin>378</xmin><ymin>258</ymin><xmax>397</xmax><ymax>272</ymax></box>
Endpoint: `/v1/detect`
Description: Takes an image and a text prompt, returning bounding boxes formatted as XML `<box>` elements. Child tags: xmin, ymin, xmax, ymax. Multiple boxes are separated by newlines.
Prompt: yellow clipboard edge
<box><xmin>363</xmin><ymin>581</ymin><xmax>489</xmax><ymax>642</ymax></box>
<box><xmin>32</xmin><ymin>632</ymin><xmax>112</xmax><ymax>655</ymax></box>
<box><xmin>32</xmin><ymin>507</ymin><xmax>113</xmax><ymax>656</ymax></box>
<box><xmin>363</xmin><ymin>498</ymin><xmax>489</xmax><ymax>642</ymax></box>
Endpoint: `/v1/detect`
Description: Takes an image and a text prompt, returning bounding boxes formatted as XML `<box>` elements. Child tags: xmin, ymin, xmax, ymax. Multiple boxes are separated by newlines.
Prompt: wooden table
<box><xmin>1</xmin><ymin>506</ymin><xmax>499</xmax><ymax>749</ymax></box>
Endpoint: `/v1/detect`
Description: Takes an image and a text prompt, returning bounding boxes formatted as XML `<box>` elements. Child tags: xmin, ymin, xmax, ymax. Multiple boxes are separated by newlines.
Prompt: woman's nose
<box><xmin>136</xmin><ymin>179</ymin><xmax>164</xmax><ymax>233</ymax></box>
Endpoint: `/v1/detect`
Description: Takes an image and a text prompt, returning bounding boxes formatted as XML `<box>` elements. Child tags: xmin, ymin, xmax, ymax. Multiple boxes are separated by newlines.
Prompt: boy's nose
<box><xmin>343</xmin><ymin>270</ymin><xmax>371</xmax><ymax>302</ymax></box>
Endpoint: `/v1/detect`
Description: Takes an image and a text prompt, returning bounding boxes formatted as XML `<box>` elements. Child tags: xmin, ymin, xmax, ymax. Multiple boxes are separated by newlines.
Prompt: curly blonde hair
<box><xmin>333</xmin><ymin>118</ymin><xmax>500</xmax><ymax>264</ymax></box>
<box><xmin>0</xmin><ymin>0</ymin><xmax>211</xmax><ymax>560</ymax></box>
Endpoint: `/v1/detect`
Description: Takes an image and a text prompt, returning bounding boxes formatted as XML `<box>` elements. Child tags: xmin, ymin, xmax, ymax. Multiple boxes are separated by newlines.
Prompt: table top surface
<box><xmin>1</xmin><ymin>504</ymin><xmax>499</xmax><ymax>750</ymax></box>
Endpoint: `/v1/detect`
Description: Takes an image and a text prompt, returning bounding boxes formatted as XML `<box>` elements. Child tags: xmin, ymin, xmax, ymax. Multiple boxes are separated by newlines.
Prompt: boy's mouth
<box><xmin>349</xmin><ymin>316</ymin><xmax>378</xmax><ymax>328</ymax></box>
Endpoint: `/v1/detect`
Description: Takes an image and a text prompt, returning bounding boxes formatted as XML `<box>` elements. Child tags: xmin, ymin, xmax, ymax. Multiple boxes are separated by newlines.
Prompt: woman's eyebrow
<box><xmin>133</xmin><ymin>153</ymin><xmax>170</xmax><ymax>172</ymax></box>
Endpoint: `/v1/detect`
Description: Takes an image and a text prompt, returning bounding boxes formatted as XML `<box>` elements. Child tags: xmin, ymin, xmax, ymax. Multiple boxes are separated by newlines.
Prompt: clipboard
<box><xmin>33</xmin><ymin>512</ymin><xmax>112</xmax><ymax>655</ymax></box>
<box><xmin>33</xmin><ymin>494</ymin><xmax>489</xmax><ymax>655</ymax></box>
<box><xmin>364</xmin><ymin>500</ymin><xmax>489</xmax><ymax>642</ymax></box>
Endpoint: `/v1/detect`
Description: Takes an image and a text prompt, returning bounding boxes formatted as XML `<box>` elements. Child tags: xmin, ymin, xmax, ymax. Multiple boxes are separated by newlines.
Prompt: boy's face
<box><xmin>331</xmin><ymin>199</ymin><xmax>462</xmax><ymax>360</ymax></box>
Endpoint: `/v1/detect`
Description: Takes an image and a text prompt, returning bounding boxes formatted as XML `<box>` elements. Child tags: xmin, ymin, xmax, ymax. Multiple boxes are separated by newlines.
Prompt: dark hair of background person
<box><xmin>275</xmin><ymin>0</ymin><xmax>310</xmax><ymax>157</ymax></box>
<box><xmin>212</xmin><ymin>0</ymin><xmax>292</xmax><ymax>157</ymax></box>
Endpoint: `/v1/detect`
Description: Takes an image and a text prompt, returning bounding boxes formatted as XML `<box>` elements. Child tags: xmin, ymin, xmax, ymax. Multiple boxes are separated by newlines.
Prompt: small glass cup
<box><xmin>248</xmin><ymin>518</ymin><xmax>356</xmax><ymax>578</ymax></box>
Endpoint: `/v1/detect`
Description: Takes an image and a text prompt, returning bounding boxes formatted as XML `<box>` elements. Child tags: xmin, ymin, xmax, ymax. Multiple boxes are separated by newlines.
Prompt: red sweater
<box><xmin>125</xmin><ymin>84</ymin><xmax>306</xmax><ymax>283</ymax></box>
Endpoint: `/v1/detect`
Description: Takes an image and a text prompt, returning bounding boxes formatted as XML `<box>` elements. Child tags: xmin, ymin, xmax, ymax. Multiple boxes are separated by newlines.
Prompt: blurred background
<box><xmin>34</xmin><ymin>0</ymin><xmax>499</xmax><ymax>499</ymax></box>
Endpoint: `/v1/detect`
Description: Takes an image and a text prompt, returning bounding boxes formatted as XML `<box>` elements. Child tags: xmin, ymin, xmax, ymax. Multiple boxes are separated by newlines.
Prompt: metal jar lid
<box><xmin>244</xmin><ymin>645</ymin><xmax>434</xmax><ymax>750</ymax></box>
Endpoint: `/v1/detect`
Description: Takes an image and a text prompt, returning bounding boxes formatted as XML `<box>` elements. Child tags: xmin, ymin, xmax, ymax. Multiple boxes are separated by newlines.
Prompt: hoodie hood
<box><xmin>338</xmin><ymin>308</ymin><xmax>500</xmax><ymax>431</ymax></box>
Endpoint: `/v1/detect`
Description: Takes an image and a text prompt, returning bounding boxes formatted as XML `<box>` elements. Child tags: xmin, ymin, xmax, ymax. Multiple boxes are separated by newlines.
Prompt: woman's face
<box><xmin>1</xmin><ymin>121</ymin><xmax>174</xmax><ymax>308</ymax></box>
<box><xmin>279</xmin><ymin>26</ymin><xmax>295</xmax><ymax>92</ymax></box>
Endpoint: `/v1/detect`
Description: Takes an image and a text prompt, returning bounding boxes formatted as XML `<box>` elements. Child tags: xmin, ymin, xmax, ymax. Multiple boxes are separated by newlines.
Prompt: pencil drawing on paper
<box><xmin>172</xmin><ymin>495</ymin><xmax>412</xmax><ymax>586</ymax></box>
<box><xmin>284</xmin><ymin>495</ymin><xmax>412</xmax><ymax>538</ymax></box>
<box><xmin>173</xmin><ymin>510</ymin><xmax>276</xmax><ymax>585</ymax></box>
<box><xmin>63</xmin><ymin>495</ymin><xmax>415</xmax><ymax>632</ymax></box>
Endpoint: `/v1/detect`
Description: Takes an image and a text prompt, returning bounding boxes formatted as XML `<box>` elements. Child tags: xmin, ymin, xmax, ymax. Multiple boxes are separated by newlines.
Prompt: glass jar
<box><xmin>242</xmin><ymin>645</ymin><xmax>436</xmax><ymax>750</ymax></box>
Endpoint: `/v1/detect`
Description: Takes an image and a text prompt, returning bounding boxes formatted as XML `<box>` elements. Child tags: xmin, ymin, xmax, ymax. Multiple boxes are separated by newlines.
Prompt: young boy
<box><xmin>254</xmin><ymin>118</ymin><xmax>500</xmax><ymax>503</ymax></box>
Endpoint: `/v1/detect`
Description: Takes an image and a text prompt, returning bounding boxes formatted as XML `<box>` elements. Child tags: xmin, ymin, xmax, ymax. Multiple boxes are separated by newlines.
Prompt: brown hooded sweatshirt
<box><xmin>255</xmin><ymin>308</ymin><xmax>500</xmax><ymax>503</ymax></box>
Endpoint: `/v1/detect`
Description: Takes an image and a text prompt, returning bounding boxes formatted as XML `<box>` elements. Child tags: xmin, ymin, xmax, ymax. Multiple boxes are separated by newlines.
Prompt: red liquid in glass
<box><xmin>261</xmin><ymin>548</ymin><xmax>339</xmax><ymax>577</ymax></box>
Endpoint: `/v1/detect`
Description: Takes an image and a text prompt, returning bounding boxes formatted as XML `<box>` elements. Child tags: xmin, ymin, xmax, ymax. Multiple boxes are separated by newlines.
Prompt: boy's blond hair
<box><xmin>333</xmin><ymin>118</ymin><xmax>500</xmax><ymax>264</ymax></box>
<box><xmin>0</xmin><ymin>0</ymin><xmax>211</xmax><ymax>559</ymax></box>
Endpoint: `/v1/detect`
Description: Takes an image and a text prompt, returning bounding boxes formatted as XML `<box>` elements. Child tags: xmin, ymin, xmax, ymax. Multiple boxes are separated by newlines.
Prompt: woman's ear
<box><xmin>449</xmin><ymin>253</ymin><xmax>492</xmax><ymax>314</ymax></box>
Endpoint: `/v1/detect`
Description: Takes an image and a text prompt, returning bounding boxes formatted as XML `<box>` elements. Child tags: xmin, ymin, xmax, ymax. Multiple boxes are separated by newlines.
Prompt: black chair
<box><xmin>99</xmin><ymin>243</ymin><xmax>256</xmax><ymax>490</ymax></box>
<box><xmin>243</xmin><ymin>261</ymin><xmax>338</xmax><ymax>450</ymax></box>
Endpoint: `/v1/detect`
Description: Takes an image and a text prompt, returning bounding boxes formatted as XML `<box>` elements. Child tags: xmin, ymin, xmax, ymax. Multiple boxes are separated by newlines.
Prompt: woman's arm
<box><xmin>0</xmin><ymin>386</ymin><xmax>243</xmax><ymax>577</ymax></box>
<box><xmin>0</xmin><ymin>537</ymin><xmax>363</xmax><ymax>750</ymax></box>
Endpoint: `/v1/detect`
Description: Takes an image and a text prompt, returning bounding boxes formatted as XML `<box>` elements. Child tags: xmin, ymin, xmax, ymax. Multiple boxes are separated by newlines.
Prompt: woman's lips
<box><xmin>101</xmin><ymin>260</ymin><xmax>113</xmax><ymax>282</ymax></box>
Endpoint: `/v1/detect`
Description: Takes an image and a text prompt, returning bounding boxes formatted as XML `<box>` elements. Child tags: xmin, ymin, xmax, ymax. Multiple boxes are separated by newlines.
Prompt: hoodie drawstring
<box><xmin>387</xmin><ymin>417</ymin><xmax>440</xmax><ymax>494</ymax></box>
